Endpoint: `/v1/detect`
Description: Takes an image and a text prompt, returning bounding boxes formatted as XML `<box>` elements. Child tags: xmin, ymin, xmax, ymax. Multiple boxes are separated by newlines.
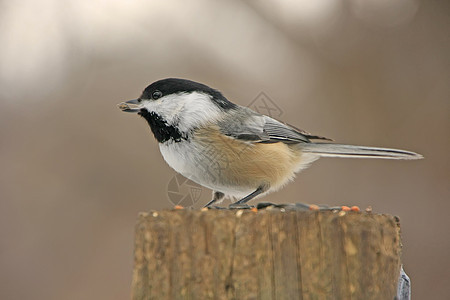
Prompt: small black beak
<box><xmin>118</xmin><ymin>99</ymin><xmax>140</xmax><ymax>113</ymax></box>
<box><xmin>126</xmin><ymin>99</ymin><xmax>139</xmax><ymax>105</ymax></box>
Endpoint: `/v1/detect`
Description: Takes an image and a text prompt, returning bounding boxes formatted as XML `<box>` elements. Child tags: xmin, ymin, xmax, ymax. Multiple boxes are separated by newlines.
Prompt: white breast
<box><xmin>159</xmin><ymin>141</ymin><xmax>252</xmax><ymax>198</ymax></box>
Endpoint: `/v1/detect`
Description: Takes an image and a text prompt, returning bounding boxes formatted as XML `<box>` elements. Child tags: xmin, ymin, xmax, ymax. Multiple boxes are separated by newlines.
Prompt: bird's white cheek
<box><xmin>142</xmin><ymin>99</ymin><xmax>184</xmax><ymax>125</ymax></box>
<box><xmin>141</xmin><ymin>100</ymin><xmax>157</xmax><ymax>112</ymax></box>
<box><xmin>142</xmin><ymin>92</ymin><xmax>223</xmax><ymax>132</ymax></box>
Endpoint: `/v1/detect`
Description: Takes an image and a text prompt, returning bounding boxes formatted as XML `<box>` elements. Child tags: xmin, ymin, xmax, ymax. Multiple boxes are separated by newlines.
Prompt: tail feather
<box><xmin>301</xmin><ymin>143</ymin><xmax>423</xmax><ymax>160</ymax></box>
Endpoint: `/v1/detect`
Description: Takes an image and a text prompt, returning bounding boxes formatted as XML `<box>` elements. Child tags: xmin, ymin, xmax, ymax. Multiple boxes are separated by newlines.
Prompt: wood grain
<box><xmin>132</xmin><ymin>210</ymin><xmax>401</xmax><ymax>300</ymax></box>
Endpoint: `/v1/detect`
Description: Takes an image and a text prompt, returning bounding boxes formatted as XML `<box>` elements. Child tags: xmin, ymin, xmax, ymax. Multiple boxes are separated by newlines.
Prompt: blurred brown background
<box><xmin>0</xmin><ymin>0</ymin><xmax>449</xmax><ymax>299</ymax></box>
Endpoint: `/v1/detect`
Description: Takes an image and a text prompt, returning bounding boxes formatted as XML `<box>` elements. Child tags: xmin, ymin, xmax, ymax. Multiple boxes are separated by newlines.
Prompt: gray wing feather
<box><xmin>218</xmin><ymin>108</ymin><xmax>316</xmax><ymax>144</ymax></box>
<box><xmin>262</xmin><ymin>116</ymin><xmax>310</xmax><ymax>143</ymax></box>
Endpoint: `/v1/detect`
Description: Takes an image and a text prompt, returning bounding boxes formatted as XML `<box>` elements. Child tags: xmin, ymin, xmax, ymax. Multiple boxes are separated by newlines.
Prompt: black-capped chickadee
<box><xmin>119</xmin><ymin>78</ymin><xmax>422</xmax><ymax>207</ymax></box>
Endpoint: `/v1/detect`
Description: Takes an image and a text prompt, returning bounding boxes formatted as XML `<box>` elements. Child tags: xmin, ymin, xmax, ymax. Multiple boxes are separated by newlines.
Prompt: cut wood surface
<box><xmin>132</xmin><ymin>209</ymin><xmax>401</xmax><ymax>300</ymax></box>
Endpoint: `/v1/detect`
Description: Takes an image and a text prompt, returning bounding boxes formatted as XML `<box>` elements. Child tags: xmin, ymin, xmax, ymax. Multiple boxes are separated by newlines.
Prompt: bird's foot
<box><xmin>228</xmin><ymin>203</ymin><xmax>254</xmax><ymax>210</ymax></box>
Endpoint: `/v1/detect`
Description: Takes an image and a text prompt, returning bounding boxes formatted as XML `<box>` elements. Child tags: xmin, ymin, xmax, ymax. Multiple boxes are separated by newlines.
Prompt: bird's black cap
<box><xmin>141</xmin><ymin>78</ymin><xmax>237</xmax><ymax>110</ymax></box>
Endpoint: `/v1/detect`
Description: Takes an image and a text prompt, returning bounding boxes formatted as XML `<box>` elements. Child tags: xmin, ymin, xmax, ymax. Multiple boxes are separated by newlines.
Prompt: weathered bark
<box><xmin>132</xmin><ymin>209</ymin><xmax>401</xmax><ymax>300</ymax></box>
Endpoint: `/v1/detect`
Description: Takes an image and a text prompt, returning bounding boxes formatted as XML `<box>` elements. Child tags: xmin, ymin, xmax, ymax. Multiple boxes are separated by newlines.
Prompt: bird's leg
<box><xmin>204</xmin><ymin>191</ymin><xmax>225</xmax><ymax>208</ymax></box>
<box><xmin>229</xmin><ymin>184</ymin><xmax>269</xmax><ymax>208</ymax></box>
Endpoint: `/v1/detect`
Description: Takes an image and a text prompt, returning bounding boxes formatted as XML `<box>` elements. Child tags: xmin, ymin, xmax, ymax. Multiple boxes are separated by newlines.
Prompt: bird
<box><xmin>118</xmin><ymin>78</ymin><xmax>422</xmax><ymax>207</ymax></box>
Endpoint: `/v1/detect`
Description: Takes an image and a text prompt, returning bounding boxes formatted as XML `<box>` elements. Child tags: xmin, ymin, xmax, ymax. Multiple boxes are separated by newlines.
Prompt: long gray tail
<box><xmin>301</xmin><ymin>143</ymin><xmax>423</xmax><ymax>160</ymax></box>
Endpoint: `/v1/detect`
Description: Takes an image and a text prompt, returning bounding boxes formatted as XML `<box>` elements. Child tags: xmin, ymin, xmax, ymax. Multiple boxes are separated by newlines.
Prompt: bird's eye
<box><xmin>152</xmin><ymin>90</ymin><xmax>162</xmax><ymax>100</ymax></box>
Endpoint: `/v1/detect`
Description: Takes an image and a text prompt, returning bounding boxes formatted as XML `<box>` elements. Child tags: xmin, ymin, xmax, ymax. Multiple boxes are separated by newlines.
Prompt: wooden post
<box><xmin>131</xmin><ymin>210</ymin><xmax>401</xmax><ymax>300</ymax></box>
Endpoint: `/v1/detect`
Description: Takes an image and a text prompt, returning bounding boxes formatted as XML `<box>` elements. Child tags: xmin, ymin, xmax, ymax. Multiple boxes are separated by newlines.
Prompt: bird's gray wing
<box><xmin>262</xmin><ymin>116</ymin><xmax>311</xmax><ymax>143</ymax></box>
<box><xmin>264</xmin><ymin>116</ymin><xmax>333</xmax><ymax>142</ymax></box>
<box><xmin>218</xmin><ymin>109</ymin><xmax>331</xmax><ymax>144</ymax></box>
